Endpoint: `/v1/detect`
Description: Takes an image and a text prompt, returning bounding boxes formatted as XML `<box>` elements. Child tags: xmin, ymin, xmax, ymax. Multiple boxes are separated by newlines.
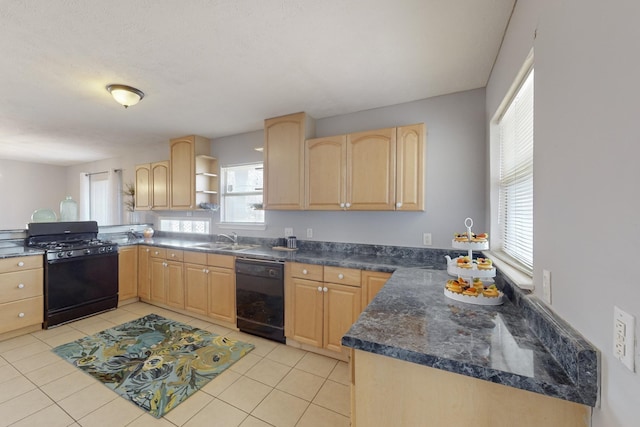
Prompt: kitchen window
<box><xmin>491</xmin><ymin>59</ymin><xmax>534</xmax><ymax>278</ymax></box>
<box><xmin>159</xmin><ymin>218</ymin><xmax>210</xmax><ymax>234</ymax></box>
<box><xmin>219</xmin><ymin>163</ymin><xmax>264</xmax><ymax>225</ymax></box>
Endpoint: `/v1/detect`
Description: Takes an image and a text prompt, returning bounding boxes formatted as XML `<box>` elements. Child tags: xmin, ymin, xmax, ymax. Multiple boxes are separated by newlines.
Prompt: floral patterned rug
<box><xmin>52</xmin><ymin>313</ymin><xmax>254</xmax><ymax>418</ymax></box>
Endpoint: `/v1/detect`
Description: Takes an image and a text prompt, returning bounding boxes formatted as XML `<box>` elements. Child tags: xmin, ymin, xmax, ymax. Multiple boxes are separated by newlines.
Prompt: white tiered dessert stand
<box><xmin>444</xmin><ymin>217</ymin><xmax>503</xmax><ymax>306</ymax></box>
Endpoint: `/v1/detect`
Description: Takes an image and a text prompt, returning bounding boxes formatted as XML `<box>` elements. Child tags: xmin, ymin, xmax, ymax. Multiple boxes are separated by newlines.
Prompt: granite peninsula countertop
<box><xmin>342</xmin><ymin>268</ymin><xmax>598</xmax><ymax>407</ymax></box>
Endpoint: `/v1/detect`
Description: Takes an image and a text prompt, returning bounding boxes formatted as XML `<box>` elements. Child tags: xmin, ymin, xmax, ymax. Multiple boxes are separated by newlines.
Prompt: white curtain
<box><xmin>79</xmin><ymin>172</ymin><xmax>90</xmax><ymax>220</ymax></box>
<box><xmin>107</xmin><ymin>169</ymin><xmax>122</xmax><ymax>225</ymax></box>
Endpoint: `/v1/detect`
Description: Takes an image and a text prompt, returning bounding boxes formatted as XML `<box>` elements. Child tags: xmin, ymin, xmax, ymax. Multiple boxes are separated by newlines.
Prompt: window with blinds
<box><xmin>497</xmin><ymin>69</ymin><xmax>534</xmax><ymax>273</ymax></box>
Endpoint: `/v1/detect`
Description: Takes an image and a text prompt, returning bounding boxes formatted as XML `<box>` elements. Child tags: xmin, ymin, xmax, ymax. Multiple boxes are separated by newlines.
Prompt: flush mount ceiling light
<box><xmin>106</xmin><ymin>84</ymin><xmax>145</xmax><ymax>108</ymax></box>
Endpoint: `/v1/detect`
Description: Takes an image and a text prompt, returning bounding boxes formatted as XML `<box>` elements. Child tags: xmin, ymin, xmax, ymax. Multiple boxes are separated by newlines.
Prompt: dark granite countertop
<box><xmin>0</xmin><ymin>243</ymin><xmax>44</xmax><ymax>259</ymax></box>
<box><xmin>0</xmin><ymin>232</ymin><xmax>597</xmax><ymax>406</ymax></box>
<box><xmin>342</xmin><ymin>268</ymin><xmax>598</xmax><ymax>407</ymax></box>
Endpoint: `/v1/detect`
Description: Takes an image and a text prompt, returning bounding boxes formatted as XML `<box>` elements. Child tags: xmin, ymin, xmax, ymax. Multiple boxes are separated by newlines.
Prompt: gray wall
<box><xmin>0</xmin><ymin>159</ymin><xmax>67</xmax><ymax>229</ymax></box>
<box><xmin>487</xmin><ymin>0</ymin><xmax>640</xmax><ymax>425</ymax></box>
<box><xmin>210</xmin><ymin>88</ymin><xmax>487</xmax><ymax>248</ymax></box>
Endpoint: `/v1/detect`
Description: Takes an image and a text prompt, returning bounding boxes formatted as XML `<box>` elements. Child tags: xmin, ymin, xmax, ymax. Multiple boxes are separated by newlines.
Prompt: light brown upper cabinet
<box><xmin>305</xmin><ymin>125</ymin><xmax>424</xmax><ymax>211</ymax></box>
<box><xmin>347</xmin><ymin>127</ymin><xmax>397</xmax><ymax>210</ymax></box>
<box><xmin>264</xmin><ymin>112</ymin><xmax>315</xmax><ymax>210</ymax></box>
<box><xmin>396</xmin><ymin>123</ymin><xmax>425</xmax><ymax>211</ymax></box>
<box><xmin>136</xmin><ymin>161</ymin><xmax>170</xmax><ymax>210</ymax></box>
<box><xmin>169</xmin><ymin>135</ymin><xmax>217</xmax><ymax>210</ymax></box>
<box><xmin>305</xmin><ymin>135</ymin><xmax>347</xmax><ymax>210</ymax></box>
<box><xmin>305</xmin><ymin>128</ymin><xmax>397</xmax><ymax>210</ymax></box>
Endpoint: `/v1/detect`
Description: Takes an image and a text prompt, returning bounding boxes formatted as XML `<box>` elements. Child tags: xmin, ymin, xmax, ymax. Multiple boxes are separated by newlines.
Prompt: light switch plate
<box><xmin>613</xmin><ymin>306</ymin><xmax>635</xmax><ymax>372</ymax></box>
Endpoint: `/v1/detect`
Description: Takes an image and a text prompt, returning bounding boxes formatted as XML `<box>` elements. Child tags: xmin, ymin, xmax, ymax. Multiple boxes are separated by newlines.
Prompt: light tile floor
<box><xmin>0</xmin><ymin>302</ymin><xmax>350</xmax><ymax>427</ymax></box>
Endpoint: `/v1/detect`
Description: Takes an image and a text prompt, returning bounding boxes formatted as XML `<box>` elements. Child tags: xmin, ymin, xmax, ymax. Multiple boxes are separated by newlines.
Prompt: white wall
<box><xmin>486</xmin><ymin>0</ymin><xmax>640</xmax><ymax>425</ymax></box>
<box><xmin>0</xmin><ymin>159</ymin><xmax>67</xmax><ymax>229</ymax></box>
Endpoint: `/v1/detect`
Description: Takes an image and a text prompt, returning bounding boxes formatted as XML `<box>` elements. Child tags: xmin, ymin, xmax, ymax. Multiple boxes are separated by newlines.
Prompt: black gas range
<box><xmin>26</xmin><ymin>221</ymin><xmax>119</xmax><ymax>328</ymax></box>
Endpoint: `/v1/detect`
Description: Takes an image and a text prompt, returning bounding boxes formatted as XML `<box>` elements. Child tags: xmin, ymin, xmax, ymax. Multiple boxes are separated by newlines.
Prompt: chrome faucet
<box><xmin>218</xmin><ymin>232</ymin><xmax>238</xmax><ymax>244</ymax></box>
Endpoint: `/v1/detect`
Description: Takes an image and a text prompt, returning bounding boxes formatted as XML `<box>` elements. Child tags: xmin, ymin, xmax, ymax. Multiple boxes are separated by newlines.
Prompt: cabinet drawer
<box><xmin>290</xmin><ymin>263</ymin><xmax>323</xmax><ymax>281</ymax></box>
<box><xmin>0</xmin><ymin>256</ymin><xmax>42</xmax><ymax>274</ymax></box>
<box><xmin>0</xmin><ymin>296</ymin><xmax>43</xmax><ymax>334</ymax></box>
<box><xmin>0</xmin><ymin>269</ymin><xmax>43</xmax><ymax>303</ymax></box>
<box><xmin>184</xmin><ymin>250</ymin><xmax>207</xmax><ymax>265</ymax></box>
<box><xmin>150</xmin><ymin>248</ymin><xmax>166</xmax><ymax>259</ymax></box>
<box><xmin>166</xmin><ymin>249</ymin><xmax>183</xmax><ymax>261</ymax></box>
<box><xmin>324</xmin><ymin>266</ymin><xmax>361</xmax><ymax>287</ymax></box>
<box><xmin>207</xmin><ymin>254</ymin><xmax>234</xmax><ymax>269</ymax></box>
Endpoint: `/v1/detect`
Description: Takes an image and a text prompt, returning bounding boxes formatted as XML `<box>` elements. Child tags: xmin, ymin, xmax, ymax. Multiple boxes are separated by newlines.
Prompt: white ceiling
<box><xmin>0</xmin><ymin>0</ymin><xmax>515</xmax><ymax>166</ymax></box>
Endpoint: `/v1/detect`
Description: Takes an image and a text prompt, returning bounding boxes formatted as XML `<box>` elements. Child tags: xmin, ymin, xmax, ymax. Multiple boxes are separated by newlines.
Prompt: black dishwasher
<box><xmin>235</xmin><ymin>258</ymin><xmax>285</xmax><ymax>343</ymax></box>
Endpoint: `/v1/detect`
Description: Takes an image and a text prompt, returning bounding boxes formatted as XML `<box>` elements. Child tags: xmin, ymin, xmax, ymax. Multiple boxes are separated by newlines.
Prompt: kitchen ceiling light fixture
<box><xmin>106</xmin><ymin>84</ymin><xmax>145</xmax><ymax>108</ymax></box>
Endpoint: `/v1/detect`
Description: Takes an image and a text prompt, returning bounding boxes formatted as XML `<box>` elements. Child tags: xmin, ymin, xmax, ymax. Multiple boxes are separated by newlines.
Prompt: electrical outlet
<box><xmin>284</xmin><ymin>227</ymin><xmax>293</xmax><ymax>237</ymax></box>
<box><xmin>542</xmin><ymin>270</ymin><xmax>551</xmax><ymax>304</ymax></box>
<box><xmin>306</xmin><ymin>228</ymin><xmax>313</xmax><ymax>238</ymax></box>
<box><xmin>613</xmin><ymin>306</ymin><xmax>635</xmax><ymax>372</ymax></box>
<box><xmin>423</xmin><ymin>233</ymin><xmax>432</xmax><ymax>246</ymax></box>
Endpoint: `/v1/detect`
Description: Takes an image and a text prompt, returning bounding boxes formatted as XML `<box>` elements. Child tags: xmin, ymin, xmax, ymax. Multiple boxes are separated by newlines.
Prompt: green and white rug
<box><xmin>52</xmin><ymin>313</ymin><xmax>254</xmax><ymax>418</ymax></box>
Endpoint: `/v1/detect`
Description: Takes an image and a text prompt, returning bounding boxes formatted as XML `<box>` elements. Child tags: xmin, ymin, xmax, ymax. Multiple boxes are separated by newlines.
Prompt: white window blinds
<box><xmin>498</xmin><ymin>69</ymin><xmax>534</xmax><ymax>272</ymax></box>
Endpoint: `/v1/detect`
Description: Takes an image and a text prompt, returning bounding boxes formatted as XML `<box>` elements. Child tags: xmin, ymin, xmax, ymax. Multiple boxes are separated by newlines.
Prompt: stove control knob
<box><xmin>99</xmin><ymin>247</ymin><xmax>105</xmax><ymax>254</ymax></box>
<box><xmin>66</xmin><ymin>251</ymin><xmax>74</xmax><ymax>257</ymax></box>
<box><xmin>58</xmin><ymin>252</ymin><xmax>65</xmax><ymax>258</ymax></box>
<box><xmin>84</xmin><ymin>249</ymin><xmax>92</xmax><ymax>255</ymax></box>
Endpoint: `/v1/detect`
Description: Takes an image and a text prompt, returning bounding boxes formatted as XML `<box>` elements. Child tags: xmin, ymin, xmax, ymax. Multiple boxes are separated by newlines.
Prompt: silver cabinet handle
<box><xmin>323</xmin><ymin>287</ymin><xmax>328</xmax><ymax>292</ymax></box>
<box><xmin>338</xmin><ymin>273</ymin><xmax>344</xmax><ymax>279</ymax></box>
<box><xmin>302</xmin><ymin>269</ymin><xmax>308</xmax><ymax>275</ymax></box>
<box><xmin>317</xmin><ymin>286</ymin><xmax>323</xmax><ymax>292</ymax></box>
<box><xmin>18</xmin><ymin>312</ymin><xmax>25</xmax><ymax>318</ymax></box>
<box><xmin>345</xmin><ymin>203</ymin><xmax>351</xmax><ymax>208</ymax></box>
<box><xmin>17</xmin><ymin>261</ymin><xmax>24</xmax><ymax>267</ymax></box>
<box><xmin>171</xmin><ymin>253</ymin><xmax>176</xmax><ymax>258</ymax></box>
<box><xmin>18</xmin><ymin>283</ymin><xmax>25</xmax><ymax>289</ymax></box>
<box><xmin>339</xmin><ymin>203</ymin><xmax>345</xmax><ymax>208</ymax></box>
<box><xmin>396</xmin><ymin>202</ymin><xmax>402</xmax><ymax>208</ymax></box>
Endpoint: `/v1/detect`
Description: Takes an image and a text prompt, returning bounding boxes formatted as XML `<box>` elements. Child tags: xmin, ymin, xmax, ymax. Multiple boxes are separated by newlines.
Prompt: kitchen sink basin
<box><xmin>189</xmin><ymin>242</ymin><xmax>259</xmax><ymax>251</ymax></box>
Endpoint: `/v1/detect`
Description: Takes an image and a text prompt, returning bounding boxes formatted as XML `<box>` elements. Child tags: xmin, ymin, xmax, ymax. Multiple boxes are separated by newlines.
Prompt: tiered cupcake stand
<box><xmin>444</xmin><ymin>218</ymin><xmax>503</xmax><ymax>306</ymax></box>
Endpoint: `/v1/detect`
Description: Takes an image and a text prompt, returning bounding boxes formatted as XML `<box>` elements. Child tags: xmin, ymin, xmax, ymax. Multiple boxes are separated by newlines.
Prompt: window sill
<box><xmin>217</xmin><ymin>222</ymin><xmax>266</xmax><ymax>231</ymax></box>
<box><xmin>484</xmin><ymin>250</ymin><xmax>533</xmax><ymax>290</ymax></box>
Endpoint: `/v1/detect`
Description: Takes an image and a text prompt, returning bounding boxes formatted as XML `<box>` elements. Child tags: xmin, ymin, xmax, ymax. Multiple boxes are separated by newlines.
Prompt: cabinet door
<box><xmin>323</xmin><ymin>283</ymin><xmax>361</xmax><ymax>353</ymax></box>
<box><xmin>138</xmin><ymin>246</ymin><xmax>151</xmax><ymax>299</ymax></box>
<box><xmin>264</xmin><ymin>112</ymin><xmax>313</xmax><ymax>210</ymax></box>
<box><xmin>118</xmin><ymin>247</ymin><xmax>138</xmax><ymax>302</ymax></box>
<box><xmin>208</xmin><ymin>267</ymin><xmax>235</xmax><ymax>324</ymax></box>
<box><xmin>347</xmin><ymin>128</ymin><xmax>396</xmax><ymax>210</ymax></box>
<box><xmin>170</xmin><ymin>137</ymin><xmax>196</xmax><ymax>210</ymax></box>
<box><xmin>165</xmin><ymin>260</ymin><xmax>184</xmax><ymax>309</ymax></box>
<box><xmin>185</xmin><ymin>263</ymin><xmax>208</xmax><ymax>315</ymax></box>
<box><xmin>361</xmin><ymin>271</ymin><xmax>391</xmax><ymax>309</ymax></box>
<box><xmin>135</xmin><ymin>164</ymin><xmax>151</xmax><ymax>210</ymax></box>
<box><xmin>149</xmin><ymin>258</ymin><xmax>166</xmax><ymax>304</ymax></box>
<box><xmin>396</xmin><ymin>124</ymin><xmax>425</xmax><ymax>211</ymax></box>
<box><xmin>305</xmin><ymin>135</ymin><xmax>347</xmax><ymax>210</ymax></box>
<box><xmin>151</xmin><ymin>161</ymin><xmax>170</xmax><ymax>209</ymax></box>
<box><xmin>291</xmin><ymin>277</ymin><xmax>324</xmax><ymax>347</ymax></box>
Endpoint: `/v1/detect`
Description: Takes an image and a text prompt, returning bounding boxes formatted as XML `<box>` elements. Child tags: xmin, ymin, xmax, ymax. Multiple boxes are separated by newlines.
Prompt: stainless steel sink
<box><xmin>189</xmin><ymin>242</ymin><xmax>259</xmax><ymax>251</ymax></box>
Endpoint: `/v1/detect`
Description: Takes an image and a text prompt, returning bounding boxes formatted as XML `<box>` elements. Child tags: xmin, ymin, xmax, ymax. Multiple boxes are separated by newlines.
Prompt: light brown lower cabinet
<box><xmin>287</xmin><ymin>263</ymin><xmax>361</xmax><ymax>354</ymax></box>
<box><xmin>351</xmin><ymin>349</ymin><xmax>590</xmax><ymax>427</ymax></box>
<box><xmin>184</xmin><ymin>251</ymin><xmax>236</xmax><ymax>325</ymax></box>
<box><xmin>118</xmin><ymin>246</ymin><xmax>138</xmax><ymax>302</ymax></box>
<box><xmin>149</xmin><ymin>248</ymin><xmax>184</xmax><ymax>309</ymax></box>
<box><xmin>0</xmin><ymin>256</ymin><xmax>43</xmax><ymax>335</ymax></box>
<box><xmin>361</xmin><ymin>270</ymin><xmax>391</xmax><ymax>308</ymax></box>
<box><xmin>138</xmin><ymin>246</ymin><xmax>151</xmax><ymax>300</ymax></box>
